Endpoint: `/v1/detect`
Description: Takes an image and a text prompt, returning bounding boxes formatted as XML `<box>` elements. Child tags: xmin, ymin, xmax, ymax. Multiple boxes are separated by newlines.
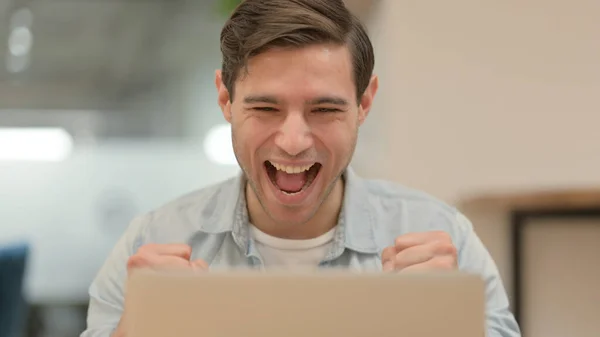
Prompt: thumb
<box><xmin>191</xmin><ymin>259</ymin><xmax>209</xmax><ymax>271</ymax></box>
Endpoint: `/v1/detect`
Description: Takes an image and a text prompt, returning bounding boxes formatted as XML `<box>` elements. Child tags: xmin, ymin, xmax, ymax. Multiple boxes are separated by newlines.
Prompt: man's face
<box><xmin>216</xmin><ymin>44</ymin><xmax>377</xmax><ymax>226</ymax></box>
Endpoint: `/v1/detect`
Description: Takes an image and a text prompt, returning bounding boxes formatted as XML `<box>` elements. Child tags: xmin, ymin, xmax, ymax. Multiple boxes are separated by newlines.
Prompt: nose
<box><xmin>274</xmin><ymin>112</ymin><xmax>313</xmax><ymax>156</ymax></box>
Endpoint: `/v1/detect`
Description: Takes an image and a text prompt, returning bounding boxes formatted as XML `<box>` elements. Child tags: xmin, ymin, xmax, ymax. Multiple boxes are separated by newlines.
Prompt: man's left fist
<box><xmin>381</xmin><ymin>231</ymin><xmax>458</xmax><ymax>272</ymax></box>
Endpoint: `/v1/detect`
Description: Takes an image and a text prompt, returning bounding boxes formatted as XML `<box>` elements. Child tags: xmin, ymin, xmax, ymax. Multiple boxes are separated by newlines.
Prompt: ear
<box><xmin>215</xmin><ymin>69</ymin><xmax>232</xmax><ymax>123</ymax></box>
<box><xmin>357</xmin><ymin>75</ymin><xmax>379</xmax><ymax>125</ymax></box>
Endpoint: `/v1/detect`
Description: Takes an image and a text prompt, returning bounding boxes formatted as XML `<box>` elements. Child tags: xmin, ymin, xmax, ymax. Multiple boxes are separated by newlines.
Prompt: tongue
<box><xmin>275</xmin><ymin>171</ymin><xmax>306</xmax><ymax>193</ymax></box>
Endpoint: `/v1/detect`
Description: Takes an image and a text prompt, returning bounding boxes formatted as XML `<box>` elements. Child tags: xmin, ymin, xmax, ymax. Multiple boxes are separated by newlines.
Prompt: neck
<box><xmin>246</xmin><ymin>177</ymin><xmax>345</xmax><ymax>240</ymax></box>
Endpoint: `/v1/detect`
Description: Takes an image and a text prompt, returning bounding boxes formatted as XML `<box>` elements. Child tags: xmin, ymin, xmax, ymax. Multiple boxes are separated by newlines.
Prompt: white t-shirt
<box><xmin>250</xmin><ymin>225</ymin><xmax>336</xmax><ymax>269</ymax></box>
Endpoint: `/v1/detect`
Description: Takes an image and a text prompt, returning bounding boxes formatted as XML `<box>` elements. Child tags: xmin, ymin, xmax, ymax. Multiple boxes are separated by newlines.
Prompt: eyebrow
<box><xmin>243</xmin><ymin>95</ymin><xmax>279</xmax><ymax>105</ymax></box>
<box><xmin>309</xmin><ymin>96</ymin><xmax>349</xmax><ymax>106</ymax></box>
<box><xmin>243</xmin><ymin>95</ymin><xmax>349</xmax><ymax>106</ymax></box>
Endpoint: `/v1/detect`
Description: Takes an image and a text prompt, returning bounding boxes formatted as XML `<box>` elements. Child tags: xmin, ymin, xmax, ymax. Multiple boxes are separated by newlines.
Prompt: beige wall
<box><xmin>358</xmin><ymin>0</ymin><xmax>600</xmax><ymax>331</ymax></box>
<box><xmin>363</xmin><ymin>0</ymin><xmax>600</xmax><ymax>202</ymax></box>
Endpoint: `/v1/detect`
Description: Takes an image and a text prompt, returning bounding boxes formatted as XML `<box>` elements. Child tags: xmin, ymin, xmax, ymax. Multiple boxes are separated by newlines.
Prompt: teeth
<box><xmin>270</xmin><ymin>162</ymin><xmax>314</xmax><ymax>174</ymax></box>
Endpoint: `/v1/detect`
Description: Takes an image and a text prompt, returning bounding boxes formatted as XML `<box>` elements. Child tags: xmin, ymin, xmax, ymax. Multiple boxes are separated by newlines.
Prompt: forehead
<box><xmin>236</xmin><ymin>44</ymin><xmax>355</xmax><ymax>100</ymax></box>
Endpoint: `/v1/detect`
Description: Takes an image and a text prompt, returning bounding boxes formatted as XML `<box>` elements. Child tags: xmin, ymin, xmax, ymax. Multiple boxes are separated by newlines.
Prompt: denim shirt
<box><xmin>81</xmin><ymin>169</ymin><xmax>521</xmax><ymax>337</ymax></box>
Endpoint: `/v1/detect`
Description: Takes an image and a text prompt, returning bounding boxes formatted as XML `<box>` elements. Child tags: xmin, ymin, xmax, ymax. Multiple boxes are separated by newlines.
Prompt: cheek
<box><xmin>233</xmin><ymin>119</ymin><xmax>272</xmax><ymax>161</ymax></box>
<box><xmin>312</xmin><ymin>123</ymin><xmax>356</xmax><ymax>159</ymax></box>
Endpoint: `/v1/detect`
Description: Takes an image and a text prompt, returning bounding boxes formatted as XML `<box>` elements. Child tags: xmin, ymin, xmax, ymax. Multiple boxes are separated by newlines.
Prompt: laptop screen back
<box><xmin>125</xmin><ymin>270</ymin><xmax>485</xmax><ymax>337</ymax></box>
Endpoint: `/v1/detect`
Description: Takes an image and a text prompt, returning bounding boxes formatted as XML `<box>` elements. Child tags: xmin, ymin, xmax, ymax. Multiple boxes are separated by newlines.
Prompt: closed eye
<box><xmin>252</xmin><ymin>107</ymin><xmax>278</xmax><ymax>112</ymax></box>
<box><xmin>313</xmin><ymin>107</ymin><xmax>342</xmax><ymax>113</ymax></box>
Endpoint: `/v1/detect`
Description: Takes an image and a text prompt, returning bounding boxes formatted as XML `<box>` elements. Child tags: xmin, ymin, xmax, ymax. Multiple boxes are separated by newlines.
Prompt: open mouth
<box><xmin>264</xmin><ymin>161</ymin><xmax>322</xmax><ymax>195</ymax></box>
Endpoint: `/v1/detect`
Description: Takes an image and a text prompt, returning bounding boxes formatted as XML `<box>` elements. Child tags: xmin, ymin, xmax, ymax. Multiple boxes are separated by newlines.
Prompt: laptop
<box><xmin>125</xmin><ymin>270</ymin><xmax>485</xmax><ymax>337</ymax></box>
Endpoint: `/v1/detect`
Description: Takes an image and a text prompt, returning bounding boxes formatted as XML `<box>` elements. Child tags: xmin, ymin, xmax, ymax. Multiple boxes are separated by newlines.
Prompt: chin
<box><xmin>264</xmin><ymin>206</ymin><xmax>319</xmax><ymax>226</ymax></box>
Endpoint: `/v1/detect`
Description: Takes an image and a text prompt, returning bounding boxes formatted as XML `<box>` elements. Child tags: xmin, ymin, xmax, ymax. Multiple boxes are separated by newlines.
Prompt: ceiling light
<box><xmin>9</xmin><ymin>26</ymin><xmax>33</xmax><ymax>57</ymax></box>
<box><xmin>0</xmin><ymin>128</ymin><xmax>74</xmax><ymax>162</ymax></box>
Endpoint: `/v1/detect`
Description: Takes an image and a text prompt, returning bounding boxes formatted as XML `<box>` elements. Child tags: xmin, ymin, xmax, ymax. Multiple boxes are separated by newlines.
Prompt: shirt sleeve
<box><xmin>455</xmin><ymin>212</ymin><xmax>522</xmax><ymax>337</ymax></box>
<box><xmin>80</xmin><ymin>216</ymin><xmax>148</xmax><ymax>337</ymax></box>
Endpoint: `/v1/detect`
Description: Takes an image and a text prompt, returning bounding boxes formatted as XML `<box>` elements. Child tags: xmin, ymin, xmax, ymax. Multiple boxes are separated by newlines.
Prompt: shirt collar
<box><xmin>199</xmin><ymin>167</ymin><xmax>379</xmax><ymax>255</ymax></box>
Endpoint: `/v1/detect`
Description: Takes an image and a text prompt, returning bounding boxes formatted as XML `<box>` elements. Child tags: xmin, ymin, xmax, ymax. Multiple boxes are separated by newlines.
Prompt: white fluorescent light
<box><xmin>0</xmin><ymin>128</ymin><xmax>74</xmax><ymax>162</ymax></box>
<box><xmin>203</xmin><ymin>124</ymin><xmax>237</xmax><ymax>166</ymax></box>
<box><xmin>9</xmin><ymin>26</ymin><xmax>33</xmax><ymax>57</ymax></box>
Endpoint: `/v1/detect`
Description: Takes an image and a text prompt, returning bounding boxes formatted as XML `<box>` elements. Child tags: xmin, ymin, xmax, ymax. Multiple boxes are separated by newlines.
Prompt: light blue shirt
<box><xmin>82</xmin><ymin>169</ymin><xmax>521</xmax><ymax>337</ymax></box>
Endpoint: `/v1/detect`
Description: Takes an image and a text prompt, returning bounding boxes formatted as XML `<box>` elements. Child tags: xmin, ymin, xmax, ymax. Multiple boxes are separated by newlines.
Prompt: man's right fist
<box><xmin>126</xmin><ymin>243</ymin><xmax>208</xmax><ymax>274</ymax></box>
<box><xmin>112</xmin><ymin>244</ymin><xmax>207</xmax><ymax>337</ymax></box>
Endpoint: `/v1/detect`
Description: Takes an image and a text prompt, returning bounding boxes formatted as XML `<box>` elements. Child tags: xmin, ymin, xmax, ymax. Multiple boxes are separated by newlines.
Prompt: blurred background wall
<box><xmin>364</xmin><ymin>0</ymin><xmax>600</xmax><ymax>203</ymax></box>
<box><xmin>0</xmin><ymin>0</ymin><xmax>598</xmax><ymax>336</ymax></box>
<box><xmin>359</xmin><ymin>1</ymin><xmax>600</xmax><ymax>337</ymax></box>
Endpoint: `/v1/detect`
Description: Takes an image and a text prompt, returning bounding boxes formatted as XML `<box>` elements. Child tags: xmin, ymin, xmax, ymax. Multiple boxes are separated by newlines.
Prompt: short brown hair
<box><xmin>220</xmin><ymin>0</ymin><xmax>375</xmax><ymax>103</ymax></box>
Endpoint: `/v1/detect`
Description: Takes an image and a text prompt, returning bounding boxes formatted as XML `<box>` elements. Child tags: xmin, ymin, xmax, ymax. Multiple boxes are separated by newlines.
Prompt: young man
<box><xmin>82</xmin><ymin>1</ymin><xmax>521</xmax><ymax>336</ymax></box>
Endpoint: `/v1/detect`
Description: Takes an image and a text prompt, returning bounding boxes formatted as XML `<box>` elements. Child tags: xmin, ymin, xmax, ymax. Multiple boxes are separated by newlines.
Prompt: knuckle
<box><xmin>394</xmin><ymin>254</ymin><xmax>407</xmax><ymax>269</ymax></box>
<box><xmin>181</xmin><ymin>245</ymin><xmax>192</xmax><ymax>255</ymax></box>
<box><xmin>438</xmin><ymin>242</ymin><xmax>457</xmax><ymax>256</ymax></box>
<box><xmin>434</xmin><ymin>256</ymin><xmax>456</xmax><ymax>270</ymax></box>
<box><xmin>433</xmin><ymin>230</ymin><xmax>451</xmax><ymax>241</ymax></box>
<box><xmin>449</xmin><ymin>245</ymin><xmax>458</xmax><ymax>257</ymax></box>
<box><xmin>126</xmin><ymin>257</ymin><xmax>135</xmax><ymax>269</ymax></box>
<box><xmin>137</xmin><ymin>243</ymin><xmax>155</xmax><ymax>254</ymax></box>
<box><xmin>127</xmin><ymin>255</ymin><xmax>146</xmax><ymax>270</ymax></box>
<box><xmin>381</xmin><ymin>246</ymin><xmax>395</xmax><ymax>258</ymax></box>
